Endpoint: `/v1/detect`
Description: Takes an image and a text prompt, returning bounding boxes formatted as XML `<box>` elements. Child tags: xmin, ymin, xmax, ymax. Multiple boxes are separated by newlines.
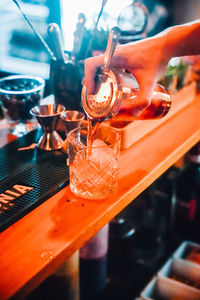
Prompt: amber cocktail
<box><xmin>67</xmin><ymin>125</ymin><xmax>120</xmax><ymax>199</ymax></box>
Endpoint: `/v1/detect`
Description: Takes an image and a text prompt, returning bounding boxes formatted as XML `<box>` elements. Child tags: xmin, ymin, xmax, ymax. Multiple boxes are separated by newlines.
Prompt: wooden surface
<box><xmin>1</xmin><ymin>93</ymin><xmax>200</xmax><ymax>299</ymax></box>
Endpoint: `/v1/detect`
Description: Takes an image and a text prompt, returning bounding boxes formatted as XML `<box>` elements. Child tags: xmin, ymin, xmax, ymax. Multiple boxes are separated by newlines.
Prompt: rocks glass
<box><xmin>67</xmin><ymin>125</ymin><xmax>120</xmax><ymax>199</ymax></box>
<box><xmin>0</xmin><ymin>75</ymin><xmax>45</xmax><ymax>136</ymax></box>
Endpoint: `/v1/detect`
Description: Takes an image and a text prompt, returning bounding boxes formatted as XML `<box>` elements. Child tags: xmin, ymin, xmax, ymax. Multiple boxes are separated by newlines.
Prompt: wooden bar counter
<box><xmin>0</xmin><ymin>91</ymin><xmax>200</xmax><ymax>299</ymax></box>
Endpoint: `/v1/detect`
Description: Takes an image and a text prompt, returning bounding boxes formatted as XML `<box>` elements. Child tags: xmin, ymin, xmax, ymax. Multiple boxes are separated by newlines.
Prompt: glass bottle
<box><xmin>174</xmin><ymin>142</ymin><xmax>200</xmax><ymax>242</ymax></box>
<box><xmin>107</xmin><ymin>208</ymin><xmax>136</xmax><ymax>293</ymax></box>
<box><xmin>82</xmin><ymin>64</ymin><xmax>171</xmax><ymax>123</ymax></box>
<box><xmin>79</xmin><ymin>224</ymin><xmax>109</xmax><ymax>300</ymax></box>
<box><xmin>27</xmin><ymin>251</ymin><xmax>80</xmax><ymax>300</ymax></box>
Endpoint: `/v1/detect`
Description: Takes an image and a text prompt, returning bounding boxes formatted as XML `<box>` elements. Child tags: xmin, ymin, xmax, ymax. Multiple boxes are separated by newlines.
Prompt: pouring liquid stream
<box><xmin>86</xmin><ymin>118</ymin><xmax>101</xmax><ymax>157</ymax></box>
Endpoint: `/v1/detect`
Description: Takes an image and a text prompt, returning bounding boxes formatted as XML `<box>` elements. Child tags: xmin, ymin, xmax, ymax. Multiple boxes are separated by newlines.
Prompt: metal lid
<box><xmin>82</xmin><ymin>26</ymin><xmax>121</xmax><ymax>121</ymax></box>
<box><xmin>82</xmin><ymin>67</ymin><xmax>122</xmax><ymax>120</ymax></box>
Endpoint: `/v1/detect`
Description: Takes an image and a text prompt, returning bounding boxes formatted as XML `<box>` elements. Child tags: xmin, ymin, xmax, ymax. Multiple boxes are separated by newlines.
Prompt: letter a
<box><xmin>13</xmin><ymin>185</ymin><xmax>33</xmax><ymax>195</ymax></box>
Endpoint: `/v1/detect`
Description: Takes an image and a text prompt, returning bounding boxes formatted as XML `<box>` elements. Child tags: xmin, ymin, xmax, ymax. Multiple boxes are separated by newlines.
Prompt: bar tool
<box><xmin>50</xmin><ymin>58</ymin><xmax>83</xmax><ymax>111</ymax></box>
<box><xmin>18</xmin><ymin>143</ymin><xmax>37</xmax><ymax>151</ymax></box>
<box><xmin>61</xmin><ymin>110</ymin><xmax>85</xmax><ymax>135</ymax></box>
<box><xmin>82</xmin><ymin>26</ymin><xmax>121</xmax><ymax>121</ymax></box>
<box><xmin>103</xmin><ymin>27</ymin><xmax>121</xmax><ymax>70</ymax></box>
<box><xmin>47</xmin><ymin>23</ymin><xmax>66</xmax><ymax>63</ymax></box>
<box><xmin>12</xmin><ymin>0</ymin><xmax>55</xmax><ymax>59</ymax></box>
<box><xmin>84</xmin><ymin>0</ymin><xmax>108</xmax><ymax>59</ymax></box>
<box><xmin>47</xmin><ymin>16</ymin><xmax>83</xmax><ymax>111</ymax></box>
<box><xmin>60</xmin><ymin>110</ymin><xmax>85</xmax><ymax>152</ymax></box>
<box><xmin>30</xmin><ymin>104</ymin><xmax>65</xmax><ymax>151</ymax></box>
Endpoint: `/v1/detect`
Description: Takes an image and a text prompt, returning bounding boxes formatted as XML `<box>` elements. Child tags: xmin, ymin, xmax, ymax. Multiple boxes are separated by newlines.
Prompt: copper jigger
<box><xmin>61</xmin><ymin>110</ymin><xmax>85</xmax><ymax>135</ymax></box>
<box><xmin>30</xmin><ymin>104</ymin><xmax>65</xmax><ymax>151</ymax></box>
<box><xmin>60</xmin><ymin>110</ymin><xmax>85</xmax><ymax>152</ymax></box>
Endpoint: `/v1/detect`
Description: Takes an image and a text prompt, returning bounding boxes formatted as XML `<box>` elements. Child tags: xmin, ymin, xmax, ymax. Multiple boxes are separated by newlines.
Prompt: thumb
<box><xmin>83</xmin><ymin>56</ymin><xmax>103</xmax><ymax>94</ymax></box>
<box><xmin>83</xmin><ymin>68</ymin><xmax>96</xmax><ymax>95</ymax></box>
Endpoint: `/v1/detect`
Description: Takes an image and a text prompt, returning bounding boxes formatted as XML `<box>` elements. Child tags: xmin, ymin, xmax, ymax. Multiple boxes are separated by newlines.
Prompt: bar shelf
<box><xmin>0</xmin><ymin>89</ymin><xmax>200</xmax><ymax>299</ymax></box>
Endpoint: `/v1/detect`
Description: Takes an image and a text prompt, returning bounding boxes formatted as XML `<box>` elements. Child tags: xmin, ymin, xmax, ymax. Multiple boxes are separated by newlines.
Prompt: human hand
<box><xmin>83</xmin><ymin>34</ymin><xmax>170</xmax><ymax>116</ymax></box>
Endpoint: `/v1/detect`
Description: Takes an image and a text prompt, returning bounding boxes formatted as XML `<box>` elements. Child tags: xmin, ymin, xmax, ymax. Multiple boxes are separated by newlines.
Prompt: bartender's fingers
<box><xmin>83</xmin><ymin>54</ymin><xmax>126</xmax><ymax>94</ymax></box>
<box><xmin>131</xmin><ymin>78</ymin><xmax>156</xmax><ymax>117</ymax></box>
<box><xmin>83</xmin><ymin>56</ymin><xmax>103</xmax><ymax>94</ymax></box>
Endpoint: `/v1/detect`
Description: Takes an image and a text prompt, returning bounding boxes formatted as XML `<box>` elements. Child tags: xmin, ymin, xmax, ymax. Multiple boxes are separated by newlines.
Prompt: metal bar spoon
<box><xmin>12</xmin><ymin>0</ymin><xmax>55</xmax><ymax>59</ymax></box>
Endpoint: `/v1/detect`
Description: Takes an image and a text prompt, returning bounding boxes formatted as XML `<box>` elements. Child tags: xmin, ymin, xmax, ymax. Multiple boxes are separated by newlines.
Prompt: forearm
<box><xmin>83</xmin><ymin>20</ymin><xmax>200</xmax><ymax>96</ymax></box>
<box><xmin>162</xmin><ymin>20</ymin><xmax>200</xmax><ymax>59</ymax></box>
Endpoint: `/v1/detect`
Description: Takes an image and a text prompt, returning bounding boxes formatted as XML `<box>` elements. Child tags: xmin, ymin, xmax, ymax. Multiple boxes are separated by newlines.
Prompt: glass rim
<box><xmin>67</xmin><ymin>125</ymin><xmax>121</xmax><ymax>149</ymax></box>
<box><xmin>30</xmin><ymin>104</ymin><xmax>66</xmax><ymax>117</ymax></box>
<box><xmin>60</xmin><ymin>110</ymin><xmax>85</xmax><ymax>122</ymax></box>
<box><xmin>0</xmin><ymin>75</ymin><xmax>45</xmax><ymax>95</ymax></box>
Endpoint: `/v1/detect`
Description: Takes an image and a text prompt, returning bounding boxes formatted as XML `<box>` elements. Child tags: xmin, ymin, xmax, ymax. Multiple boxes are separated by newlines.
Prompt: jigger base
<box><xmin>37</xmin><ymin>131</ymin><xmax>64</xmax><ymax>151</ymax></box>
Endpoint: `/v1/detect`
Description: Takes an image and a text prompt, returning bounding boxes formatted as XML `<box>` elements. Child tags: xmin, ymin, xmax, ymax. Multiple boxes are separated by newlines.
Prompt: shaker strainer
<box><xmin>82</xmin><ymin>27</ymin><xmax>122</xmax><ymax>121</ymax></box>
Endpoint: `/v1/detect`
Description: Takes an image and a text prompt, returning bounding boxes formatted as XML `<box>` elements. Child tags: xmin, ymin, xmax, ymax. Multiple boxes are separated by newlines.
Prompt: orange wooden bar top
<box><xmin>1</xmin><ymin>93</ymin><xmax>200</xmax><ymax>299</ymax></box>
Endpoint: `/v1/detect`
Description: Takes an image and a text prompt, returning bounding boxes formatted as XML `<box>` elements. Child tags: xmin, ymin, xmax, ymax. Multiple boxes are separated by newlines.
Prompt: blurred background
<box><xmin>0</xmin><ymin>2</ymin><xmax>200</xmax><ymax>299</ymax></box>
<box><xmin>0</xmin><ymin>0</ymin><xmax>199</xmax><ymax>88</ymax></box>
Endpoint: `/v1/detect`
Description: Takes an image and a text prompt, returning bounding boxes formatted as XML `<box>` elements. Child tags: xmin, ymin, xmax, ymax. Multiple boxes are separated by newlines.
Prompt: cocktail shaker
<box><xmin>82</xmin><ymin>27</ymin><xmax>171</xmax><ymax>122</ymax></box>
